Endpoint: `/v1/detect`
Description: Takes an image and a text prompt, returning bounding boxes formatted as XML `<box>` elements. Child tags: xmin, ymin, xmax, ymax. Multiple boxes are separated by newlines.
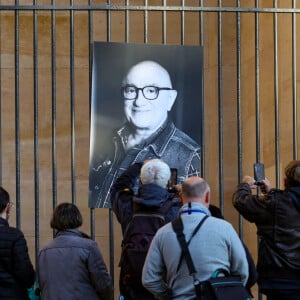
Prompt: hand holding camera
<box><xmin>242</xmin><ymin>163</ymin><xmax>272</xmax><ymax>193</ymax></box>
<box><xmin>254</xmin><ymin>163</ymin><xmax>265</xmax><ymax>186</ymax></box>
<box><xmin>168</xmin><ymin>168</ymin><xmax>180</xmax><ymax>194</ymax></box>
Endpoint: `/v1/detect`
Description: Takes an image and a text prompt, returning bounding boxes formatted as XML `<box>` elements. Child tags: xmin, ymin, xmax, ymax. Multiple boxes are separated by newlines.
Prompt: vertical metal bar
<box><xmin>70</xmin><ymin>1</ymin><xmax>76</xmax><ymax>203</ymax></box>
<box><xmin>255</xmin><ymin>4</ymin><xmax>262</xmax><ymax>300</ymax></box>
<box><xmin>88</xmin><ymin>2</ymin><xmax>96</xmax><ymax>242</ymax></box>
<box><xmin>51</xmin><ymin>0</ymin><xmax>58</xmax><ymax>239</ymax></box>
<box><xmin>163</xmin><ymin>0</ymin><xmax>166</xmax><ymax>44</ymax></box>
<box><xmin>107</xmin><ymin>0</ymin><xmax>111</xmax><ymax>42</ymax></box>
<box><xmin>292</xmin><ymin>0</ymin><xmax>298</xmax><ymax>160</ymax></box>
<box><xmin>217</xmin><ymin>0</ymin><xmax>224</xmax><ymax>213</ymax></box>
<box><xmin>255</xmin><ymin>0</ymin><xmax>261</xmax><ymax>163</ymax></box>
<box><xmin>181</xmin><ymin>0</ymin><xmax>185</xmax><ymax>45</ymax></box>
<box><xmin>15</xmin><ymin>0</ymin><xmax>21</xmax><ymax>229</ymax></box>
<box><xmin>33</xmin><ymin>0</ymin><xmax>40</xmax><ymax>264</ymax></box>
<box><xmin>144</xmin><ymin>0</ymin><xmax>148</xmax><ymax>43</ymax></box>
<box><xmin>273</xmin><ymin>0</ymin><xmax>279</xmax><ymax>187</ymax></box>
<box><xmin>125</xmin><ymin>0</ymin><xmax>129</xmax><ymax>42</ymax></box>
<box><xmin>200</xmin><ymin>0</ymin><xmax>205</xmax><ymax>177</ymax></box>
<box><xmin>106</xmin><ymin>1</ymin><xmax>114</xmax><ymax>297</ymax></box>
<box><xmin>236</xmin><ymin>0</ymin><xmax>244</xmax><ymax>240</ymax></box>
<box><xmin>0</xmin><ymin>8</ymin><xmax>2</xmax><ymax>184</ymax></box>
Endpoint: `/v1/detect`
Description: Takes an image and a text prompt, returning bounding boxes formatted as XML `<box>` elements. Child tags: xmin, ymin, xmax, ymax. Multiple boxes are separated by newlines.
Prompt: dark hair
<box><xmin>285</xmin><ymin>160</ymin><xmax>300</xmax><ymax>187</ymax></box>
<box><xmin>50</xmin><ymin>203</ymin><xmax>83</xmax><ymax>231</ymax></box>
<box><xmin>209</xmin><ymin>204</ymin><xmax>224</xmax><ymax>219</ymax></box>
<box><xmin>0</xmin><ymin>187</ymin><xmax>10</xmax><ymax>213</ymax></box>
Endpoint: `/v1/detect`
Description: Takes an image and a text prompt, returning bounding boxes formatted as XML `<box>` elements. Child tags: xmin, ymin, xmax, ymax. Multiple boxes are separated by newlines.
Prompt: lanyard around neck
<box><xmin>180</xmin><ymin>209</ymin><xmax>207</xmax><ymax>215</ymax></box>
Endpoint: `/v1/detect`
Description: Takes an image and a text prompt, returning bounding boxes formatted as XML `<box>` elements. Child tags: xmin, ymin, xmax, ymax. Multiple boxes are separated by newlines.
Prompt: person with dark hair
<box><xmin>89</xmin><ymin>60</ymin><xmax>201</xmax><ymax>208</ymax></box>
<box><xmin>232</xmin><ymin>160</ymin><xmax>300</xmax><ymax>300</ymax></box>
<box><xmin>0</xmin><ymin>186</ymin><xmax>35</xmax><ymax>299</ymax></box>
<box><xmin>142</xmin><ymin>176</ymin><xmax>248</xmax><ymax>299</ymax></box>
<box><xmin>37</xmin><ymin>203</ymin><xmax>113</xmax><ymax>300</ymax></box>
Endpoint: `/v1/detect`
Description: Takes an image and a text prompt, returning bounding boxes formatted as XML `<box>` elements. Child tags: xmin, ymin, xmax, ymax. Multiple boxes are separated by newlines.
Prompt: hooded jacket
<box><xmin>110</xmin><ymin>162</ymin><xmax>181</xmax><ymax>235</ymax></box>
<box><xmin>232</xmin><ymin>183</ymin><xmax>300</xmax><ymax>287</ymax></box>
<box><xmin>110</xmin><ymin>162</ymin><xmax>181</xmax><ymax>299</ymax></box>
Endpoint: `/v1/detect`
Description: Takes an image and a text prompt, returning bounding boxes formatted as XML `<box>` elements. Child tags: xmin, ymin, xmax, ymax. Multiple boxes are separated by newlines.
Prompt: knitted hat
<box><xmin>285</xmin><ymin>160</ymin><xmax>300</xmax><ymax>186</ymax></box>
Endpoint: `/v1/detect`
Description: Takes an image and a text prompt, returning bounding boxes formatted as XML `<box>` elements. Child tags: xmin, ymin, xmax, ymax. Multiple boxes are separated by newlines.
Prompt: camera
<box><xmin>168</xmin><ymin>168</ymin><xmax>178</xmax><ymax>193</ymax></box>
<box><xmin>253</xmin><ymin>163</ymin><xmax>265</xmax><ymax>186</ymax></box>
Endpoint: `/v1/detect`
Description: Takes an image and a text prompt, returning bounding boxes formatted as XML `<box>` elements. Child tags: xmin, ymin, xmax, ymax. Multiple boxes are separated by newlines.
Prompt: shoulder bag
<box><xmin>172</xmin><ymin>216</ymin><xmax>251</xmax><ymax>300</ymax></box>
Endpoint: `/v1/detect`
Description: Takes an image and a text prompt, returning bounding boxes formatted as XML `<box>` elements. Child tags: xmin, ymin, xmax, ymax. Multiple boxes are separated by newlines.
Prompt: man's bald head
<box><xmin>181</xmin><ymin>176</ymin><xmax>210</xmax><ymax>207</ymax></box>
<box><xmin>123</xmin><ymin>60</ymin><xmax>173</xmax><ymax>88</ymax></box>
<box><xmin>121</xmin><ymin>60</ymin><xmax>178</xmax><ymax>134</ymax></box>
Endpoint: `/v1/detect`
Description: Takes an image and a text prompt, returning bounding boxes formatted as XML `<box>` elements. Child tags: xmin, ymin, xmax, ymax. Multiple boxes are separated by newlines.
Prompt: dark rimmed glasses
<box><xmin>121</xmin><ymin>85</ymin><xmax>173</xmax><ymax>101</ymax></box>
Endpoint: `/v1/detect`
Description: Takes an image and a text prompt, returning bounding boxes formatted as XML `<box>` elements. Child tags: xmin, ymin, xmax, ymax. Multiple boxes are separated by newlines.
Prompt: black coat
<box><xmin>0</xmin><ymin>217</ymin><xmax>35</xmax><ymax>299</ymax></box>
<box><xmin>233</xmin><ymin>184</ymin><xmax>300</xmax><ymax>286</ymax></box>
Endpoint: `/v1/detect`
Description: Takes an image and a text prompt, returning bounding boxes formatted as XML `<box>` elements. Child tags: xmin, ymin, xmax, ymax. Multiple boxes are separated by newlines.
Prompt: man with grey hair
<box><xmin>232</xmin><ymin>160</ymin><xmax>300</xmax><ymax>300</ymax></box>
<box><xmin>140</xmin><ymin>159</ymin><xmax>171</xmax><ymax>188</ymax></box>
<box><xmin>110</xmin><ymin>159</ymin><xmax>181</xmax><ymax>300</ymax></box>
<box><xmin>89</xmin><ymin>60</ymin><xmax>200</xmax><ymax>208</ymax></box>
<box><xmin>142</xmin><ymin>176</ymin><xmax>248</xmax><ymax>299</ymax></box>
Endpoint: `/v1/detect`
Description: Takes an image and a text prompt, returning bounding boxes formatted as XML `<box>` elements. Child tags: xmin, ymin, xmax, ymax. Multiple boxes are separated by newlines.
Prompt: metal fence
<box><xmin>0</xmin><ymin>1</ymin><xmax>299</xmax><ymax>299</ymax></box>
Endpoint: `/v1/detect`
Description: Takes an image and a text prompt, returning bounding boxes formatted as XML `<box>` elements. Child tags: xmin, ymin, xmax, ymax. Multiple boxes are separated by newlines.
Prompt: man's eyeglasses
<box><xmin>121</xmin><ymin>85</ymin><xmax>173</xmax><ymax>101</ymax></box>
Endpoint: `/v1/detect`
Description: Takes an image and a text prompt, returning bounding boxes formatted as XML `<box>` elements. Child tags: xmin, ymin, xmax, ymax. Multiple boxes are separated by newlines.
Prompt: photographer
<box><xmin>110</xmin><ymin>159</ymin><xmax>181</xmax><ymax>300</ymax></box>
<box><xmin>232</xmin><ymin>160</ymin><xmax>300</xmax><ymax>300</ymax></box>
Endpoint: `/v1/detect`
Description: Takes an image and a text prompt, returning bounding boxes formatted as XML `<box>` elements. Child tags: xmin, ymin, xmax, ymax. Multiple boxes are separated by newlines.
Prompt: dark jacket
<box><xmin>37</xmin><ymin>229</ymin><xmax>113</xmax><ymax>300</ymax></box>
<box><xmin>232</xmin><ymin>183</ymin><xmax>300</xmax><ymax>289</ymax></box>
<box><xmin>0</xmin><ymin>217</ymin><xmax>35</xmax><ymax>299</ymax></box>
<box><xmin>110</xmin><ymin>162</ymin><xmax>181</xmax><ymax>235</ymax></box>
<box><xmin>90</xmin><ymin>118</ymin><xmax>201</xmax><ymax>208</ymax></box>
<box><xmin>209</xmin><ymin>204</ymin><xmax>258</xmax><ymax>294</ymax></box>
<box><xmin>110</xmin><ymin>162</ymin><xmax>181</xmax><ymax>299</ymax></box>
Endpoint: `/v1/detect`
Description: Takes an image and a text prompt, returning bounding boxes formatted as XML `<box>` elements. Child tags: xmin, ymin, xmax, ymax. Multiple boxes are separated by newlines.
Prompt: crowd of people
<box><xmin>1</xmin><ymin>159</ymin><xmax>300</xmax><ymax>299</ymax></box>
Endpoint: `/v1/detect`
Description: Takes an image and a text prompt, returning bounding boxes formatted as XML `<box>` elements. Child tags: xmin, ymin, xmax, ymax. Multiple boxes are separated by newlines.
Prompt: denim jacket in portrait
<box><xmin>89</xmin><ymin>118</ymin><xmax>201</xmax><ymax>208</ymax></box>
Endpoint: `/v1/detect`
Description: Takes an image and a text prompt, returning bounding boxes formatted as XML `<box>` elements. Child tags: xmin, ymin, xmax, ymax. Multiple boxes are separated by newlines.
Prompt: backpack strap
<box><xmin>173</xmin><ymin>215</ymin><xmax>209</xmax><ymax>272</ymax></box>
<box><xmin>172</xmin><ymin>215</ymin><xmax>209</xmax><ymax>298</ymax></box>
<box><xmin>158</xmin><ymin>199</ymin><xmax>176</xmax><ymax>216</ymax></box>
<box><xmin>172</xmin><ymin>215</ymin><xmax>209</xmax><ymax>273</ymax></box>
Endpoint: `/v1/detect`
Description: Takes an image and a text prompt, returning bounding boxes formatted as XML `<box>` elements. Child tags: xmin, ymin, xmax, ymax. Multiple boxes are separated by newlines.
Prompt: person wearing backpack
<box><xmin>110</xmin><ymin>159</ymin><xmax>181</xmax><ymax>300</ymax></box>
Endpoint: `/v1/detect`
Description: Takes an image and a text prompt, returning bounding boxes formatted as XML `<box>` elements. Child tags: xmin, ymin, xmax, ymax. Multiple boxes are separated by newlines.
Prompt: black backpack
<box><xmin>119</xmin><ymin>200</ymin><xmax>174</xmax><ymax>289</ymax></box>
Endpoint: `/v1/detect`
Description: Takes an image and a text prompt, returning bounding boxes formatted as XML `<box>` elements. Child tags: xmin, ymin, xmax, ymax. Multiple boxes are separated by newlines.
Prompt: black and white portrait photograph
<box><xmin>89</xmin><ymin>42</ymin><xmax>203</xmax><ymax>208</ymax></box>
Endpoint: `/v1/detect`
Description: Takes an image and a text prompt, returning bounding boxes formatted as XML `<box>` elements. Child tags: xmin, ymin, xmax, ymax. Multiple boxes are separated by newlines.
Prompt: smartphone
<box><xmin>253</xmin><ymin>163</ymin><xmax>265</xmax><ymax>184</ymax></box>
<box><xmin>168</xmin><ymin>168</ymin><xmax>178</xmax><ymax>192</ymax></box>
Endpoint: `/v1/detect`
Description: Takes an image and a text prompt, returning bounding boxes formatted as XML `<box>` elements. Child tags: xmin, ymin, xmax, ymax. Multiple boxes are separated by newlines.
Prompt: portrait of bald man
<box><xmin>89</xmin><ymin>42</ymin><xmax>203</xmax><ymax>208</ymax></box>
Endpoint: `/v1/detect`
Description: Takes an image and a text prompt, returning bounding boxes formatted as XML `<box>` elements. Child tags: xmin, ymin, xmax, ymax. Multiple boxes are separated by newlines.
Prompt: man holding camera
<box><xmin>110</xmin><ymin>159</ymin><xmax>181</xmax><ymax>300</ymax></box>
<box><xmin>232</xmin><ymin>160</ymin><xmax>300</xmax><ymax>300</ymax></box>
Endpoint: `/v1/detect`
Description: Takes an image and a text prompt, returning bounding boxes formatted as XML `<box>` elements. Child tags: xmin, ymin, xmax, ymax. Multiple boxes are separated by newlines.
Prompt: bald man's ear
<box><xmin>205</xmin><ymin>190</ymin><xmax>210</xmax><ymax>206</ymax></box>
<box><xmin>166</xmin><ymin>90</ymin><xmax>177</xmax><ymax>111</ymax></box>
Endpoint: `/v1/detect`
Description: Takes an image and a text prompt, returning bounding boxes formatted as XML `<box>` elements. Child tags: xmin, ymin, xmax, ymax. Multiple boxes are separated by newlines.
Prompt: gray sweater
<box><xmin>142</xmin><ymin>202</ymin><xmax>248</xmax><ymax>299</ymax></box>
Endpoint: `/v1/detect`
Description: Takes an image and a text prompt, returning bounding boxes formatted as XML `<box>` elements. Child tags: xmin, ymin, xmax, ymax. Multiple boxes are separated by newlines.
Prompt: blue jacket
<box><xmin>0</xmin><ymin>217</ymin><xmax>35</xmax><ymax>300</ymax></box>
<box><xmin>110</xmin><ymin>162</ymin><xmax>181</xmax><ymax>299</ymax></box>
<box><xmin>110</xmin><ymin>162</ymin><xmax>181</xmax><ymax>235</ymax></box>
<box><xmin>90</xmin><ymin>119</ymin><xmax>201</xmax><ymax>208</ymax></box>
